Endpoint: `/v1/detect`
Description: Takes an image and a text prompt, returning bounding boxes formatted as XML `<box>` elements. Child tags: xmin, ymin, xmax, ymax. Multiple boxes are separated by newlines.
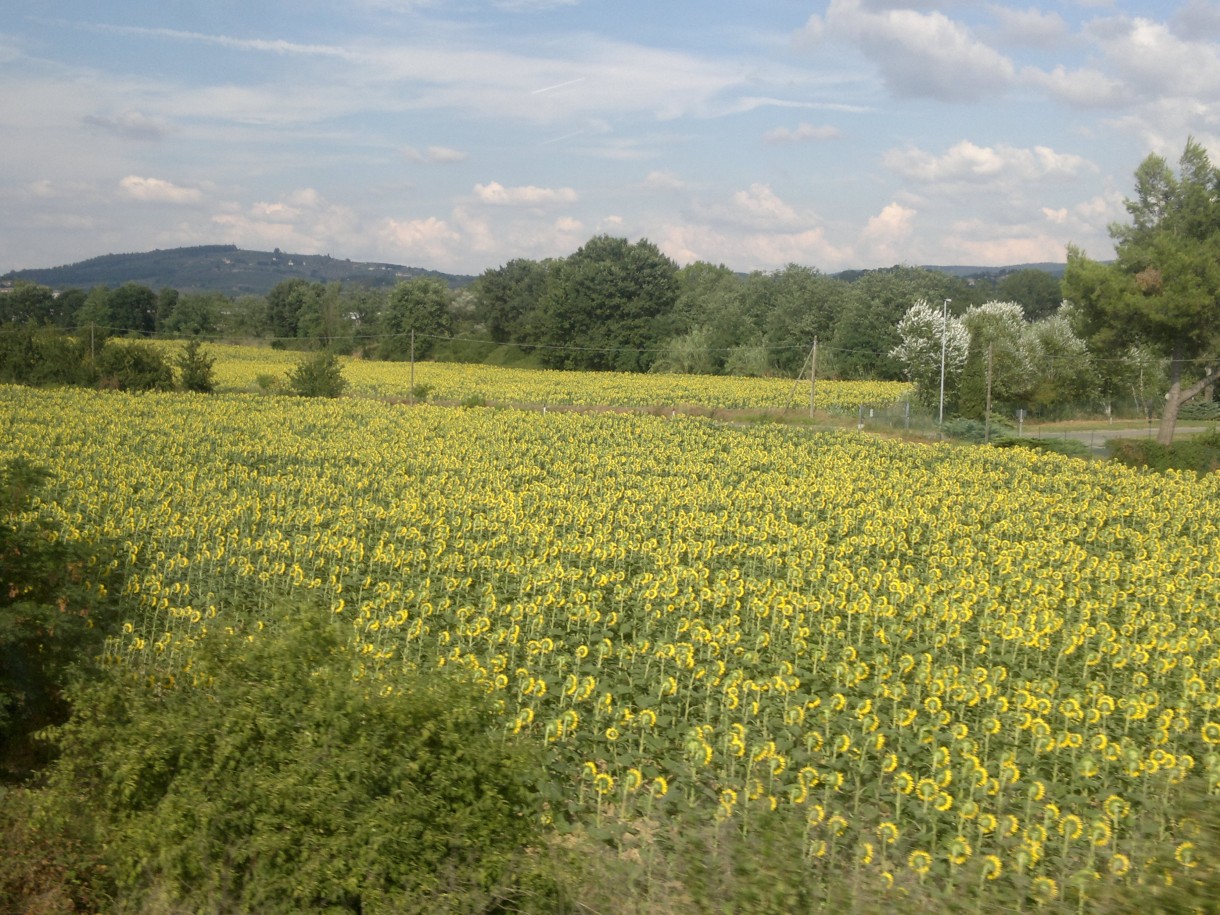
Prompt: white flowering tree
<box><xmin>890</xmin><ymin>299</ymin><xmax>969</xmax><ymax>409</ymax></box>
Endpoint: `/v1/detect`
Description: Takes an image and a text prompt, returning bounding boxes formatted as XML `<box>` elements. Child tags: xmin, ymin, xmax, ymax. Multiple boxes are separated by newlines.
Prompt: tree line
<box><xmin>2</xmin><ymin>138</ymin><xmax>1216</xmax><ymax>432</ymax></box>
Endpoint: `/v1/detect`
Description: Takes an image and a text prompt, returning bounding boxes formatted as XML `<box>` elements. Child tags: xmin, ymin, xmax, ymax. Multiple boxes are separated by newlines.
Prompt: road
<box><xmin>1018</xmin><ymin>423</ymin><xmax>1212</xmax><ymax>455</ymax></box>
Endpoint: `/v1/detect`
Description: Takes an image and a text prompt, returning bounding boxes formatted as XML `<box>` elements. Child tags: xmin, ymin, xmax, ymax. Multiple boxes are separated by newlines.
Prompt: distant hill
<box><xmin>921</xmin><ymin>262</ymin><xmax>1067</xmax><ymax>279</ymax></box>
<box><xmin>833</xmin><ymin>262</ymin><xmax>1066</xmax><ymax>282</ymax></box>
<box><xmin>2</xmin><ymin>245</ymin><xmax>476</xmax><ymax>296</ymax></box>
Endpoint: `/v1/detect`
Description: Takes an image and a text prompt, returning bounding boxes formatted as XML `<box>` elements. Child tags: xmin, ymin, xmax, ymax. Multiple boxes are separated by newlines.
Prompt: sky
<box><xmin>2</xmin><ymin>1</ymin><xmax>1218</xmax><ymax>278</ymax></box>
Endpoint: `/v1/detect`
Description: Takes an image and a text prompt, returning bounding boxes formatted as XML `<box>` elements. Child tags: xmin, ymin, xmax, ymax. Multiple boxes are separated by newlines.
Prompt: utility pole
<box><xmin>809</xmin><ymin>337</ymin><xmax>818</xmax><ymax>419</ymax></box>
<box><xmin>938</xmin><ymin>298</ymin><xmax>952</xmax><ymax>428</ymax></box>
<box><xmin>985</xmin><ymin>341</ymin><xmax>994</xmax><ymax>444</ymax></box>
<box><xmin>409</xmin><ymin>329</ymin><xmax>415</xmax><ymax>403</ymax></box>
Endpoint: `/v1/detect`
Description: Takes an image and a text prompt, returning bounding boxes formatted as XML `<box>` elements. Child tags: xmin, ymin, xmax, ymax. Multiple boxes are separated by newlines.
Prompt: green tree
<box><xmin>474</xmin><ymin>258</ymin><xmax>552</xmax><ymax>344</ymax></box>
<box><xmin>39</xmin><ymin>609</ymin><xmax>546</xmax><ymax>912</ymax></box>
<box><xmin>1063</xmin><ymin>138</ymin><xmax>1220</xmax><ymax>444</ymax></box>
<box><xmin>0</xmin><ymin>281</ymin><xmax>55</xmax><ymax>324</ymax></box>
<box><xmin>996</xmin><ymin>269</ymin><xmax>1063</xmax><ymax>321</ymax></box>
<box><xmin>176</xmin><ymin>339</ymin><xmax>216</xmax><ymax>393</ymax></box>
<box><xmin>762</xmin><ymin>265</ymin><xmax>851</xmax><ymax>376</ymax></box>
<box><xmin>164</xmin><ymin>291</ymin><xmax>223</xmax><ymax>337</ymax></box>
<box><xmin>1</xmin><ymin>459</ymin><xmax>118</xmax><ymax>779</ymax></box>
<box><xmin>528</xmin><ymin>235</ymin><xmax>679</xmax><ymax>372</ymax></box>
<box><xmin>265</xmin><ymin>278</ymin><xmax>312</xmax><ymax>341</ymax></box>
<box><xmin>831</xmin><ymin>267</ymin><xmax>961</xmax><ymax>379</ymax></box>
<box><xmin>379</xmin><ymin>278</ymin><xmax>453</xmax><ymax>360</ymax></box>
<box><xmin>288</xmin><ymin>350</ymin><xmax>347</xmax><ymax>397</ymax></box>
<box><xmin>107</xmin><ymin>282</ymin><xmax>158</xmax><ymax>336</ymax></box>
<box><xmin>72</xmin><ymin>287</ymin><xmax>113</xmax><ymax>352</ymax></box>
<box><xmin>957</xmin><ymin>301</ymin><xmax>1035</xmax><ymax>419</ymax></box>
<box><xmin>155</xmin><ymin>287</ymin><xmax>180</xmax><ymax>331</ymax></box>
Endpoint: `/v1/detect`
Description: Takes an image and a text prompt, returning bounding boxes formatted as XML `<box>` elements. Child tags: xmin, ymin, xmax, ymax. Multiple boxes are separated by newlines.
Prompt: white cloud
<box><xmin>659</xmin><ymin>222</ymin><xmax>850</xmax><ymax>272</ymax></box>
<box><xmin>763</xmin><ymin>122</ymin><xmax>841</xmax><ymax>144</ymax></box>
<box><xmin>642</xmin><ymin>170</ymin><xmax>686</xmax><ymax>191</ymax></box>
<box><xmin>473</xmin><ymin>181</ymin><xmax>578</xmax><ymax>206</ymax></box>
<box><xmin>858</xmin><ymin>202</ymin><xmax>916</xmax><ymax>265</ymax></box>
<box><xmin>404</xmin><ymin>145</ymin><xmax>468</xmax><ymax>164</ymax></box>
<box><xmin>1022</xmin><ymin>65</ymin><xmax>1130</xmax><ymax>108</ymax></box>
<box><xmin>814</xmin><ymin>0</ymin><xmax>1016</xmax><ymax>101</ymax></box>
<box><xmin>378</xmin><ymin>216</ymin><xmax>462</xmax><ymax>262</ymax></box>
<box><xmin>883</xmin><ymin>141</ymin><xmax>1091</xmax><ymax>183</ymax></box>
<box><xmin>118</xmin><ymin>176</ymin><xmax>202</xmax><ymax>204</ymax></box>
<box><xmin>729</xmin><ymin>183</ymin><xmax>802</xmax><ymax>228</ymax></box>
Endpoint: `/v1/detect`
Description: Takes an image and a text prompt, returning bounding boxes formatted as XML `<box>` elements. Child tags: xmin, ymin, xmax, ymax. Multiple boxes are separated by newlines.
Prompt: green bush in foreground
<box><xmin>0</xmin><ymin>458</ymin><xmax>119</xmax><ymax>780</ymax></box>
<box><xmin>1107</xmin><ymin>428</ymin><xmax>1220</xmax><ymax>476</ymax></box>
<box><xmin>287</xmin><ymin>350</ymin><xmax>348</xmax><ymax>397</ymax></box>
<box><xmin>39</xmin><ymin>608</ymin><xmax>548</xmax><ymax>913</ymax></box>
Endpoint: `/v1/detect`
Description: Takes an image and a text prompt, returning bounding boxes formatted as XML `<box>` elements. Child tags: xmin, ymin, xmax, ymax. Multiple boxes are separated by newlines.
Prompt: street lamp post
<box><xmin>938</xmin><ymin>298</ymin><xmax>951</xmax><ymax>426</ymax></box>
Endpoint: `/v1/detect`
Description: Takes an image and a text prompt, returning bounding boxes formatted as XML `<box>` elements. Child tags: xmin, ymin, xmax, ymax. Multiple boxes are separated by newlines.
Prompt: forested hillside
<box><xmin>2</xmin><ymin>245</ymin><xmax>473</xmax><ymax>296</ymax></box>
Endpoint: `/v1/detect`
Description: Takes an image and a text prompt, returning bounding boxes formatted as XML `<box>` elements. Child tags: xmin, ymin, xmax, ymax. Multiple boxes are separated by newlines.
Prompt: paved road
<box><xmin>1018</xmin><ymin>423</ymin><xmax>1211</xmax><ymax>455</ymax></box>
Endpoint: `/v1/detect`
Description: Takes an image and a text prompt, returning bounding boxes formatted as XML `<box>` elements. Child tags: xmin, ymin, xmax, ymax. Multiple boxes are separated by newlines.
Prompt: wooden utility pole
<box><xmin>985</xmin><ymin>341</ymin><xmax>994</xmax><ymax>444</ymax></box>
<box><xmin>809</xmin><ymin>338</ymin><xmax>818</xmax><ymax>419</ymax></box>
<box><xmin>409</xmin><ymin>329</ymin><xmax>416</xmax><ymax>403</ymax></box>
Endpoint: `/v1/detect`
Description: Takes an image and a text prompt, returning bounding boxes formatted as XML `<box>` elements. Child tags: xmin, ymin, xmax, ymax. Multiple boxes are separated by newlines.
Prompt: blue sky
<box><xmin>3</xmin><ymin>1</ymin><xmax>1218</xmax><ymax>276</ymax></box>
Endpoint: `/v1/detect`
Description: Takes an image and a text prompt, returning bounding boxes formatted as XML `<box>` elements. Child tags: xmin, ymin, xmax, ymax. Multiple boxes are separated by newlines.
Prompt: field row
<box><xmin>5</xmin><ymin>384</ymin><xmax>1219</xmax><ymax>905</ymax></box>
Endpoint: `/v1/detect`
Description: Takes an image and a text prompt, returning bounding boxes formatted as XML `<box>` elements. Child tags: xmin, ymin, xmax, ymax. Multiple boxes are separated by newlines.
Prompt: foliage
<box><xmin>95</xmin><ymin>339</ymin><xmax>175</xmax><ymax>391</ymax></box>
<box><xmin>473</xmin><ymin>257</ymin><xmax>553</xmax><ymax>344</ymax></box>
<box><xmin>40</xmin><ymin>607</ymin><xmax>548</xmax><ymax>913</ymax></box>
<box><xmin>992</xmin><ymin>435</ymin><xmax>1091</xmax><ymax>459</ymax></box>
<box><xmin>175</xmin><ymin>338</ymin><xmax>216</xmax><ymax>393</ymax></box>
<box><xmin>889</xmin><ymin>299</ymin><xmax>969</xmax><ymax>410</ymax></box>
<box><xmin>957</xmin><ymin>300</ymin><xmax>1034</xmax><ymax>418</ymax></box>
<box><xmin>651</xmin><ymin>325</ymin><xmax>718</xmax><ymax>375</ymax></box>
<box><xmin>1106</xmin><ymin>428</ymin><xmax>1220</xmax><ymax>476</ymax></box>
<box><xmin>1063</xmin><ymin>138</ymin><xmax>1220</xmax><ymax>443</ymax></box>
<box><xmin>0</xmin><ymin>458</ymin><xmax>118</xmax><ymax>779</ymax></box>
<box><xmin>107</xmin><ymin>282</ymin><xmax>158</xmax><ymax>336</ymax></box>
<box><xmin>832</xmin><ymin>267</ymin><xmax>960</xmax><ymax>379</ymax></box>
<box><xmin>0</xmin><ymin>785</ymin><xmax>108</xmax><ymax>912</ymax></box>
<box><xmin>287</xmin><ymin>350</ymin><xmax>348</xmax><ymax>397</ymax></box>
<box><xmin>0</xmin><ymin>324</ymin><xmax>95</xmax><ymax>387</ymax></box>
<box><xmin>996</xmin><ymin>268</ymin><xmax>1063</xmax><ymax>321</ymax></box>
<box><xmin>526</xmin><ymin>235</ymin><xmax>679</xmax><ymax>372</ymax></box>
<box><xmin>379</xmin><ymin>277</ymin><xmax>453</xmax><ymax>360</ymax></box>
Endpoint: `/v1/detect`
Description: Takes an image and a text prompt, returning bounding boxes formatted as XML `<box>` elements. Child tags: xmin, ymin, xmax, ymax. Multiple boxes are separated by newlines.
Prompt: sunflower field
<box><xmin>4</xmin><ymin>382</ymin><xmax>1219</xmax><ymax>911</ymax></box>
<box><xmin>194</xmin><ymin>342</ymin><xmax>910</xmax><ymax>412</ymax></box>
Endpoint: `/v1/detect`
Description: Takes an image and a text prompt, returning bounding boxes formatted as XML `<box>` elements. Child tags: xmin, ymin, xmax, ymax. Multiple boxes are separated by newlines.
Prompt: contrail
<box><xmin>532</xmin><ymin>77</ymin><xmax>586</xmax><ymax>95</ymax></box>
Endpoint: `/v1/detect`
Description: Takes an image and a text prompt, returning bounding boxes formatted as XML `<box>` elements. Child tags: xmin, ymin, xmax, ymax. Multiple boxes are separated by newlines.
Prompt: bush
<box><xmin>1107</xmin><ymin>428</ymin><xmax>1220</xmax><ymax>476</ymax></box>
<box><xmin>940</xmin><ymin>416</ymin><xmax>1015</xmax><ymax>443</ymax></box>
<box><xmin>95</xmin><ymin>340</ymin><xmax>175</xmax><ymax>391</ymax></box>
<box><xmin>993</xmin><ymin>436</ymin><xmax>1091</xmax><ymax>459</ymax></box>
<box><xmin>39</xmin><ymin>608</ymin><xmax>548</xmax><ymax>913</ymax></box>
<box><xmin>176</xmin><ymin>338</ymin><xmax>216</xmax><ymax>393</ymax></box>
<box><xmin>288</xmin><ymin>351</ymin><xmax>348</xmax><ymax>397</ymax></box>
<box><xmin>0</xmin><ymin>459</ymin><xmax>119</xmax><ymax>780</ymax></box>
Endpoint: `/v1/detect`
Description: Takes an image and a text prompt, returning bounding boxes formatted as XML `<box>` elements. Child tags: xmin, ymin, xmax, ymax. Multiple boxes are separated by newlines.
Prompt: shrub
<box><xmin>287</xmin><ymin>351</ymin><xmax>347</xmax><ymax>397</ymax></box>
<box><xmin>175</xmin><ymin>338</ymin><xmax>216</xmax><ymax>393</ymax></box>
<box><xmin>0</xmin><ymin>459</ymin><xmax>119</xmax><ymax>780</ymax></box>
<box><xmin>993</xmin><ymin>436</ymin><xmax>1091</xmax><ymax>459</ymax></box>
<box><xmin>95</xmin><ymin>340</ymin><xmax>175</xmax><ymax>391</ymax></box>
<box><xmin>39</xmin><ymin>608</ymin><xmax>548</xmax><ymax>913</ymax></box>
<box><xmin>460</xmin><ymin>392</ymin><xmax>488</xmax><ymax>408</ymax></box>
<box><xmin>1107</xmin><ymin>428</ymin><xmax>1220</xmax><ymax>476</ymax></box>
